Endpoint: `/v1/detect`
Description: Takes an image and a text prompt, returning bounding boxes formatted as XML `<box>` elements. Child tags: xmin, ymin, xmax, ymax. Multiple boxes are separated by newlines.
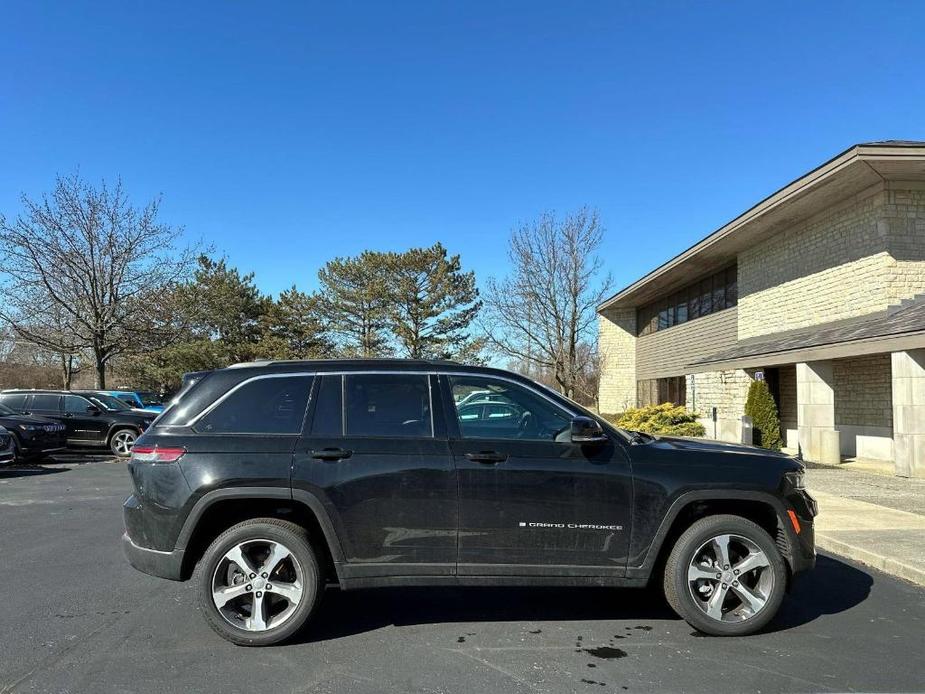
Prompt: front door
<box><xmin>441</xmin><ymin>373</ymin><xmax>633</xmax><ymax>577</ymax></box>
<box><xmin>292</xmin><ymin>372</ymin><xmax>457</xmax><ymax>579</ymax></box>
<box><xmin>61</xmin><ymin>394</ymin><xmax>107</xmax><ymax>442</ymax></box>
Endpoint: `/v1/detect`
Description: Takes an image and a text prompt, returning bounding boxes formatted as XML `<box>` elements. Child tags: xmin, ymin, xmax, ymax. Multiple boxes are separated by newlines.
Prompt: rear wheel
<box><xmin>663</xmin><ymin>514</ymin><xmax>787</xmax><ymax>636</ymax></box>
<box><xmin>108</xmin><ymin>428</ymin><xmax>137</xmax><ymax>457</ymax></box>
<box><xmin>197</xmin><ymin>518</ymin><xmax>321</xmax><ymax>646</ymax></box>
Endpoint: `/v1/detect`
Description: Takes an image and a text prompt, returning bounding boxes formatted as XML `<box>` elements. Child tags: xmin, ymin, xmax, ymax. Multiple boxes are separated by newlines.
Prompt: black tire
<box><xmin>663</xmin><ymin>514</ymin><xmax>787</xmax><ymax>636</ymax></box>
<box><xmin>197</xmin><ymin>518</ymin><xmax>321</xmax><ymax>646</ymax></box>
<box><xmin>108</xmin><ymin>428</ymin><xmax>137</xmax><ymax>457</ymax></box>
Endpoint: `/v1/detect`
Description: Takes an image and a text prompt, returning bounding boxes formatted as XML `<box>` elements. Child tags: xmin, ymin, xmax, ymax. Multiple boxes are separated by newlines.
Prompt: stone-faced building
<box><xmin>597</xmin><ymin>142</ymin><xmax>925</xmax><ymax>477</ymax></box>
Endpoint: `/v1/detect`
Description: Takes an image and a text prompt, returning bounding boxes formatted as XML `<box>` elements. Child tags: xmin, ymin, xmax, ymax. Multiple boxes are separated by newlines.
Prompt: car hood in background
<box><xmin>650</xmin><ymin>435</ymin><xmax>795</xmax><ymax>459</ymax></box>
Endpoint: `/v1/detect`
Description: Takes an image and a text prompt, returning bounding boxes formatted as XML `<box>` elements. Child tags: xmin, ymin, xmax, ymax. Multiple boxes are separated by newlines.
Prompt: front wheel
<box><xmin>663</xmin><ymin>514</ymin><xmax>787</xmax><ymax>636</ymax></box>
<box><xmin>108</xmin><ymin>428</ymin><xmax>137</xmax><ymax>457</ymax></box>
<box><xmin>197</xmin><ymin>518</ymin><xmax>321</xmax><ymax>646</ymax></box>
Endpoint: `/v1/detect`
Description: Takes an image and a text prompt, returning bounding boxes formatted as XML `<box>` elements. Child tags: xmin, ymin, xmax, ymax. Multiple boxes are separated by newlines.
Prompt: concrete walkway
<box><xmin>805</xmin><ymin>464</ymin><xmax>925</xmax><ymax>586</ymax></box>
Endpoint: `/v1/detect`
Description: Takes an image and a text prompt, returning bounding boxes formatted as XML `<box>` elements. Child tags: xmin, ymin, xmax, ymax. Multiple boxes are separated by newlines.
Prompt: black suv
<box><xmin>122</xmin><ymin>360</ymin><xmax>816</xmax><ymax>646</ymax></box>
<box><xmin>0</xmin><ymin>401</ymin><xmax>66</xmax><ymax>461</ymax></box>
<box><xmin>0</xmin><ymin>390</ymin><xmax>156</xmax><ymax>457</ymax></box>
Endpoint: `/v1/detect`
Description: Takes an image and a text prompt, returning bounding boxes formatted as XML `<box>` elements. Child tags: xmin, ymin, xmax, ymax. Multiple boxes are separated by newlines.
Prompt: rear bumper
<box><xmin>122</xmin><ymin>532</ymin><xmax>185</xmax><ymax>581</ymax></box>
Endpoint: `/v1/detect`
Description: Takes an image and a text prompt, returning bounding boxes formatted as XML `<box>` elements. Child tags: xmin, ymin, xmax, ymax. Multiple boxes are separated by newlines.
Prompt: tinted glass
<box><xmin>31</xmin><ymin>394</ymin><xmax>61</xmax><ymax>412</ymax></box>
<box><xmin>310</xmin><ymin>375</ymin><xmax>343</xmax><ymax>436</ymax></box>
<box><xmin>712</xmin><ymin>272</ymin><xmax>726</xmax><ymax>311</ymax></box>
<box><xmin>63</xmin><ymin>395</ymin><xmax>91</xmax><ymax>415</ymax></box>
<box><xmin>88</xmin><ymin>394</ymin><xmax>131</xmax><ymax>411</ymax></box>
<box><xmin>345</xmin><ymin>374</ymin><xmax>432</xmax><ymax>438</ymax></box>
<box><xmin>449</xmin><ymin>375</ymin><xmax>570</xmax><ymax>441</ymax></box>
<box><xmin>196</xmin><ymin>375</ymin><xmax>312</xmax><ymax>434</ymax></box>
<box><xmin>726</xmin><ymin>266</ymin><xmax>738</xmax><ymax>306</ymax></box>
<box><xmin>0</xmin><ymin>394</ymin><xmax>27</xmax><ymax>411</ymax></box>
<box><xmin>0</xmin><ymin>402</ymin><xmax>15</xmax><ymax>415</ymax></box>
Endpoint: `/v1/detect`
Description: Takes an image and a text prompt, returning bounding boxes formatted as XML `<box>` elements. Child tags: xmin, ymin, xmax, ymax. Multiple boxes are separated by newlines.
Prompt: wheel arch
<box><xmin>629</xmin><ymin>490</ymin><xmax>795</xmax><ymax>584</ymax></box>
<box><xmin>176</xmin><ymin>488</ymin><xmax>345</xmax><ymax>583</ymax></box>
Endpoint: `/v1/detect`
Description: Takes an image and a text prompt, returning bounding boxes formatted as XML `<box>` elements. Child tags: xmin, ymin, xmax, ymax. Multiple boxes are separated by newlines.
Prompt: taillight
<box><xmin>130</xmin><ymin>445</ymin><xmax>186</xmax><ymax>463</ymax></box>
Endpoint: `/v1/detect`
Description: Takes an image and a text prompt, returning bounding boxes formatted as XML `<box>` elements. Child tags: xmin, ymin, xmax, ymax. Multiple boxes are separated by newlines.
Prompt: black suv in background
<box><xmin>122</xmin><ymin>360</ymin><xmax>816</xmax><ymax>646</ymax></box>
<box><xmin>0</xmin><ymin>390</ymin><xmax>156</xmax><ymax>457</ymax></box>
<box><xmin>0</xmin><ymin>401</ymin><xmax>66</xmax><ymax>461</ymax></box>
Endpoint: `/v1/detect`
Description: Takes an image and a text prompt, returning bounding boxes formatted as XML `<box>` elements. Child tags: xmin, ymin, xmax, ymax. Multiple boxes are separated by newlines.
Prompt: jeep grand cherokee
<box><xmin>122</xmin><ymin>360</ymin><xmax>816</xmax><ymax>646</ymax></box>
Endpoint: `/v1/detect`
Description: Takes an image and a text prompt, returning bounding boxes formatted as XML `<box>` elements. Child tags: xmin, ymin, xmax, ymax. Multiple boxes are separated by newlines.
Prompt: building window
<box><xmin>636</xmin><ymin>377</ymin><xmax>687</xmax><ymax>407</ymax></box>
<box><xmin>637</xmin><ymin>265</ymin><xmax>737</xmax><ymax>336</ymax></box>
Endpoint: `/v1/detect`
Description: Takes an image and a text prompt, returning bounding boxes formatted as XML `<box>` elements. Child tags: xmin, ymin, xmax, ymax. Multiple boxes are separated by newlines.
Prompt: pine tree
<box><xmin>745</xmin><ymin>378</ymin><xmax>783</xmax><ymax>450</ymax></box>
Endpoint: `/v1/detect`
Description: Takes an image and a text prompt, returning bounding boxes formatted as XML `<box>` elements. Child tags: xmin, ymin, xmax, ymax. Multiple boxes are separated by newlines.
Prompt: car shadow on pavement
<box><xmin>297</xmin><ymin>554</ymin><xmax>872</xmax><ymax>643</ymax></box>
<box><xmin>299</xmin><ymin>585</ymin><xmax>679</xmax><ymax>643</ymax></box>
<box><xmin>766</xmin><ymin>553</ymin><xmax>872</xmax><ymax>632</ymax></box>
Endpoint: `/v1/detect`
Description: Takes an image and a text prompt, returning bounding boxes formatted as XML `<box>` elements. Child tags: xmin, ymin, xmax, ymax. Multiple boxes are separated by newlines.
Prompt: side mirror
<box><xmin>86</xmin><ymin>405</ymin><xmax>100</xmax><ymax>414</ymax></box>
<box><xmin>571</xmin><ymin>416</ymin><xmax>607</xmax><ymax>444</ymax></box>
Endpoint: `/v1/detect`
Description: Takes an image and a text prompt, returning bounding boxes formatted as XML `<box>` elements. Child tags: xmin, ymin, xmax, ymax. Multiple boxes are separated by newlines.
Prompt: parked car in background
<box><xmin>100</xmin><ymin>390</ymin><xmax>165</xmax><ymax>413</ymax></box>
<box><xmin>0</xmin><ymin>390</ymin><xmax>156</xmax><ymax>457</ymax></box>
<box><xmin>0</xmin><ymin>426</ymin><xmax>15</xmax><ymax>464</ymax></box>
<box><xmin>0</xmin><ymin>401</ymin><xmax>66</xmax><ymax>461</ymax></box>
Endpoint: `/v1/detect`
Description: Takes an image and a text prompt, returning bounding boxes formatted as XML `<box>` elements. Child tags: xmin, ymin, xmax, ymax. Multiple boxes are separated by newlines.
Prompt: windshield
<box><xmin>88</xmin><ymin>394</ymin><xmax>132</xmax><ymax>411</ymax></box>
<box><xmin>136</xmin><ymin>391</ymin><xmax>162</xmax><ymax>406</ymax></box>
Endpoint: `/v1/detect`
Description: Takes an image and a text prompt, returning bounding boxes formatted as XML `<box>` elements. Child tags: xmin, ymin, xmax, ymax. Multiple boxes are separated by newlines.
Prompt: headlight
<box><xmin>18</xmin><ymin>424</ymin><xmax>41</xmax><ymax>432</ymax></box>
<box><xmin>784</xmin><ymin>471</ymin><xmax>805</xmax><ymax>490</ymax></box>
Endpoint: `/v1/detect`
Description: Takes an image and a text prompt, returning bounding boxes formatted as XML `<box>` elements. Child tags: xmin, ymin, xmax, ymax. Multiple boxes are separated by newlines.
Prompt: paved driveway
<box><xmin>1</xmin><ymin>458</ymin><xmax>924</xmax><ymax>693</ymax></box>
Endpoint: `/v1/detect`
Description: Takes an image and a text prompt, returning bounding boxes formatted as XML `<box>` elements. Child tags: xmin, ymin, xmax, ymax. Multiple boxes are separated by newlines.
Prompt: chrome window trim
<box><xmin>172</xmin><ymin>369</ymin><xmax>574</xmax><ymax>435</ymax></box>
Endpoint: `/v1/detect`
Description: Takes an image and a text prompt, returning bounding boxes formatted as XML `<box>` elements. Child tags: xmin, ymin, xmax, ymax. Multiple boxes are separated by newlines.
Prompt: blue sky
<box><xmin>2</xmin><ymin>1</ymin><xmax>923</xmax><ymax>298</ymax></box>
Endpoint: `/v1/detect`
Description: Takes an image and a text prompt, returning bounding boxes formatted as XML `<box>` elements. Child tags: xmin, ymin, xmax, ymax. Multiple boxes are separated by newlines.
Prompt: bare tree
<box><xmin>482</xmin><ymin>207</ymin><xmax>612</xmax><ymax>399</ymax></box>
<box><xmin>0</xmin><ymin>174</ymin><xmax>198</xmax><ymax>388</ymax></box>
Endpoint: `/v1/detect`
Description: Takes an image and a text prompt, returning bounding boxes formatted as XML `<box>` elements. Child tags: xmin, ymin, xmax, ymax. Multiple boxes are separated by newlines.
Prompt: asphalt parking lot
<box><xmin>2</xmin><ymin>457</ymin><xmax>924</xmax><ymax>694</ymax></box>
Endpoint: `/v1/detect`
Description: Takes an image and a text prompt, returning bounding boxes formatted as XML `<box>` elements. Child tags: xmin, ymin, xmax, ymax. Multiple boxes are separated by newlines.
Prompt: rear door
<box><xmin>292</xmin><ymin>372</ymin><xmax>457</xmax><ymax>579</ymax></box>
<box><xmin>442</xmin><ymin>373</ymin><xmax>633</xmax><ymax>577</ymax></box>
<box><xmin>26</xmin><ymin>393</ymin><xmax>63</xmax><ymax>421</ymax></box>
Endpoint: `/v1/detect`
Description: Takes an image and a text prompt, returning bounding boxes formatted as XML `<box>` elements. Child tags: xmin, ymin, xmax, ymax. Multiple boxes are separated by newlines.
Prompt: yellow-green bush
<box><xmin>604</xmin><ymin>403</ymin><xmax>705</xmax><ymax>437</ymax></box>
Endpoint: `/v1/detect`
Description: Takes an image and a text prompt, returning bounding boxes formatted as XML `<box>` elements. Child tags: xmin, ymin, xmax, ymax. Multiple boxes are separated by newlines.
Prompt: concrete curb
<box><xmin>816</xmin><ymin>533</ymin><xmax>925</xmax><ymax>588</ymax></box>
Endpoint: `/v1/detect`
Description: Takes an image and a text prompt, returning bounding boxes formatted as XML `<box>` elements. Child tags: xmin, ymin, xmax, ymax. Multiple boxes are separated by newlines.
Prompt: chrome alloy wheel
<box><xmin>687</xmin><ymin>534</ymin><xmax>774</xmax><ymax>623</ymax></box>
<box><xmin>211</xmin><ymin>539</ymin><xmax>304</xmax><ymax>632</ymax></box>
<box><xmin>111</xmin><ymin>430</ymin><xmax>136</xmax><ymax>456</ymax></box>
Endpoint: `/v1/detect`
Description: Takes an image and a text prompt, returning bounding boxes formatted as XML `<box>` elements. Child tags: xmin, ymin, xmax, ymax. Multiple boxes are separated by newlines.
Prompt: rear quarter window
<box><xmin>194</xmin><ymin>375</ymin><xmax>313</xmax><ymax>435</ymax></box>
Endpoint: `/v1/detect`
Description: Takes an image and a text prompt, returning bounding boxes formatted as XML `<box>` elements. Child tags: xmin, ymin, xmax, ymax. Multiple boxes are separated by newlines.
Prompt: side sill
<box><xmin>338</xmin><ymin>575</ymin><xmax>648</xmax><ymax>590</ymax></box>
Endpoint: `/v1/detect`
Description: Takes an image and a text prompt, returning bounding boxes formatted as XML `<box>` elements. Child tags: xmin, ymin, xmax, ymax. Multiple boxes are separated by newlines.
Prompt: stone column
<box><xmin>598</xmin><ymin>308</ymin><xmax>636</xmax><ymax>414</ymax></box>
<box><xmin>797</xmin><ymin>361</ymin><xmax>837</xmax><ymax>463</ymax></box>
<box><xmin>892</xmin><ymin>349</ymin><xmax>925</xmax><ymax>478</ymax></box>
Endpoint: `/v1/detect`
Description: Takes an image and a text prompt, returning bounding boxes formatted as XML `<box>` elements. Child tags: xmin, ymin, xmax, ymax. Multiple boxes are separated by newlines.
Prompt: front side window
<box><xmin>88</xmin><ymin>394</ymin><xmax>131</xmax><ymax>411</ymax></box>
<box><xmin>63</xmin><ymin>395</ymin><xmax>91</xmax><ymax>415</ymax></box>
<box><xmin>195</xmin><ymin>375</ymin><xmax>312</xmax><ymax>434</ymax></box>
<box><xmin>345</xmin><ymin>373</ymin><xmax>432</xmax><ymax>438</ymax></box>
<box><xmin>448</xmin><ymin>375</ymin><xmax>570</xmax><ymax>441</ymax></box>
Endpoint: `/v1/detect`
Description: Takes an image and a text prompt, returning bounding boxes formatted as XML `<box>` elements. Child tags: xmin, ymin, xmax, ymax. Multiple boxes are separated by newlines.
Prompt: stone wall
<box><xmin>686</xmin><ymin>369</ymin><xmax>753</xmax><ymax>442</ymax></box>
<box><xmin>834</xmin><ymin>354</ymin><xmax>893</xmax><ymax>429</ymax></box>
<box><xmin>598</xmin><ymin>308</ymin><xmax>636</xmax><ymax>415</ymax></box>
<box><xmin>738</xmin><ymin>187</ymin><xmax>892</xmax><ymax>339</ymax></box>
<box><xmin>884</xmin><ymin>185</ymin><xmax>925</xmax><ymax>303</ymax></box>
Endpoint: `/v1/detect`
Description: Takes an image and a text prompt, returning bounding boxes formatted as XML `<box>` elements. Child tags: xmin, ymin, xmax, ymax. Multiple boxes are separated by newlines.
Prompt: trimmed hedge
<box><xmin>603</xmin><ymin>403</ymin><xmax>705</xmax><ymax>437</ymax></box>
<box><xmin>744</xmin><ymin>378</ymin><xmax>782</xmax><ymax>450</ymax></box>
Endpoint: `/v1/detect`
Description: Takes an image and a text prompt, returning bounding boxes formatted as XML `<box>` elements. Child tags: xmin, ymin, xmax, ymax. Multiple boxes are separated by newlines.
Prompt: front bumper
<box><xmin>787</xmin><ymin>489</ymin><xmax>817</xmax><ymax>576</ymax></box>
<box><xmin>122</xmin><ymin>532</ymin><xmax>185</xmax><ymax>581</ymax></box>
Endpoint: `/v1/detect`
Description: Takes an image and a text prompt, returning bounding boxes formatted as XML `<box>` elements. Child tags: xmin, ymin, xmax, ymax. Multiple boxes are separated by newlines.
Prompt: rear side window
<box><xmin>0</xmin><ymin>393</ymin><xmax>27</xmax><ymax>411</ymax></box>
<box><xmin>31</xmin><ymin>394</ymin><xmax>62</xmax><ymax>412</ymax></box>
<box><xmin>345</xmin><ymin>373</ymin><xmax>432</xmax><ymax>438</ymax></box>
<box><xmin>195</xmin><ymin>375</ymin><xmax>312</xmax><ymax>434</ymax></box>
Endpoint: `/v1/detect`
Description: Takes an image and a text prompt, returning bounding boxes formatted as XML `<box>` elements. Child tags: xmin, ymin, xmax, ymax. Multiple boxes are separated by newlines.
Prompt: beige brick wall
<box><xmin>738</xmin><ymin>188</ymin><xmax>890</xmax><ymax>339</ymax></box>
<box><xmin>834</xmin><ymin>353</ymin><xmax>893</xmax><ymax>429</ymax></box>
<box><xmin>739</xmin><ymin>185</ymin><xmax>925</xmax><ymax>340</ymax></box>
<box><xmin>885</xmin><ymin>186</ymin><xmax>925</xmax><ymax>303</ymax></box>
<box><xmin>636</xmin><ymin>308</ymin><xmax>738</xmax><ymax>380</ymax></box>
<box><xmin>686</xmin><ymin>369</ymin><xmax>753</xmax><ymax>441</ymax></box>
<box><xmin>598</xmin><ymin>308</ymin><xmax>636</xmax><ymax>414</ymax></box>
